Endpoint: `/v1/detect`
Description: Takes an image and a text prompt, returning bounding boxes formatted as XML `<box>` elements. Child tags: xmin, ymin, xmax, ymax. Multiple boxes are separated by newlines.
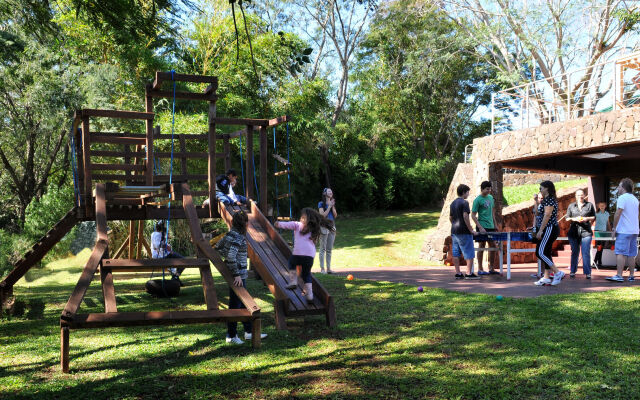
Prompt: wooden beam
<box><xmin>214</xmin><ymin>117</ymin><xmax>269</xmax><ymax>126</ymax></box>
<box><xmin>267</xmin><ymin>115</ymin><xmax>290</xmax><ymax>127</ymax></box>
<box><xmin>259</xmin><ymin>126</ymin><xmax>268</xmax><ymax>213</ymax></box>
<box><xmin>113</xmin><ymin>236</ymin><xmax>129</xmax><ymax>259</ymax></box>
<box><xmin>128</xmin><ymin>221</ymin><xmax>136</xmax><ymax>258</ymax></box>
<box><xmin>246</xmin><ymin>125</ymin><xmax>254</xmax><ymax>200</ymax></box>
<box><xmin>208</xmin><ymin>100</ymin><xmax>217</xmax><ymax>218</ymax></box>
<box><xmin>154</xmin><ymin>72</ymin><xmax>218</xmax><ymax>89</ymax></box>
<box><xmin>147</xmin><ymin>90</ymin><xmax>217</xmax><ymax>102</ymax></box>
<box><xmin>136</xmin><ymin>220</ymin><xmax>144</xmax><ymax>259</ymax></box>
<box><xmin>68</xmin><ymin>309</ymin><xmax>252</xmax><ymax>329</ymax></box>
<box><xmin>91</xmin><ymin>135</ymin><xmax>146</xmax><ymax>145</ymax></box>
<box><xmin>61</xmin><ymin>240</ymin><xmax>107</xmax><ymax>320</ymax></box>
<box><xmin>60</xmin><ymin>327</ymin><xmax>69</xmax><ymax>373</ymax></box>
<box><xmin>82</xmin><ymin>117</ymin><xmax>92</xmax><ymax>215</ymax></box>
<box><xmin>101</xmin><ymin>258</ymin><xmax>210</xmax><ymax>268</ymax></box>
<box><xmin>90</xmin><ymin>150</ymin><xmax>146</xmax><ymax>158</ymax></box>
<box><xmin>79</xmin><ymin>109</ymin><xmax>154</xmax><ymax>120</ymax></box>
<box><xmin>95</xmin><ymin>184</ymin><xmax>108</xmax><ymax>242</ymax></box>
<box><xmin>100</xmin><ymin>266</ymin><xmax>117</xmax><ymax>313</ymax></box>
<box><xmin>181</xmin><ymin>184</ymin><xmax>260</xmax><ymax>315</ymax></box>
<box><xmin>199</xmin><ymin>266</ymin><xmax>219</xmax><ymax>310</ymax></box>
<box><xmin>90</xmin><ymin>164</ymin><xmax>145</xmax><ymax>172</ymax></box>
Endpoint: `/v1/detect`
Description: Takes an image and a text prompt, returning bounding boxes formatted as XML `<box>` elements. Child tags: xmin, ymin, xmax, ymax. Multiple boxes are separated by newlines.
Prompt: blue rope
<box><xmin>286</xmin><ymin>122</ymin><xmax>292</xmax><ymax>219</ymax></box>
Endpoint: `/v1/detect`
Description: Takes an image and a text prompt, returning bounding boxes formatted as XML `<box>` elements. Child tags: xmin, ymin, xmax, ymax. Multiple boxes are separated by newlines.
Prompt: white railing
<box><xmin>491</xmin><ymin>52</ymin><xmax>640</xmax><ymax>134</ymax></box>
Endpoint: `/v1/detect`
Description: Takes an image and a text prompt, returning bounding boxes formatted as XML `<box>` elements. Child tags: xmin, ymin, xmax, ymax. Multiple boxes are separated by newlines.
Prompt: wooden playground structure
<box><xmin>0</xmin><ymin>72</ymin><xmax>336</xmax><ymax>373</ymax></box>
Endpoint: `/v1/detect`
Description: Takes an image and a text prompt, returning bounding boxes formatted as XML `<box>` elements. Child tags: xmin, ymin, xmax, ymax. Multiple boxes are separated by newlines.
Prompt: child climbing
<box><xmin>275</xmin><ymin>208</ymin><xmax>330</xmax><ymax>303</ymax></box>
<box><xmin>215</xmin><ymin>212</ymin><xmax>267</xmax><ymax>345</ymax></box>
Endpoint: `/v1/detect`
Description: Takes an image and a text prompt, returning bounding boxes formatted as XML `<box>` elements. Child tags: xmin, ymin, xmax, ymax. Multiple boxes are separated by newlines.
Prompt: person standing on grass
<box><xmin>471</xmin><ymin>181</ymin><xmax>500</xmax><ymax>275</ymax></box>
<box><xmin>593</xmin><ymin>202</ymin><xmax>611</xmax><ymax>269</ymax></box>
<box><xmin>215</xmin><ymin>212</ymin><xmax>267</xmax><ymax>345</ymax></box>
<box><xmin>318</xmin><ymin>188</ymin><xmax>337</xmax><ymax>274</ymax></box>
<box><xmin>565</xmin><ymin>189</ymin><xmax>596</xmax><ymax>279</ymax></box>
<box><xmin>606</xmin><ymin>178</ymin><xmax>639</xmax><ymax>283</ymax></box>
<box><xmin>449</xmin><ymin>184</ymin><xmax>479</xmax><ymax>280</ymax></box>
<box><xmin>533</xmin><ymin>181</ymin><xmax>565</xmax><ymax>286</ymax></box>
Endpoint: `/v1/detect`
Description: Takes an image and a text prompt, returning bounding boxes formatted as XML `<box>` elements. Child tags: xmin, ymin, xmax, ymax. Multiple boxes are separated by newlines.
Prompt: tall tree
<box><xmin>356</xmin><ymin>0</ymin><xmax>494</xmax><ymax>161</ymax></box>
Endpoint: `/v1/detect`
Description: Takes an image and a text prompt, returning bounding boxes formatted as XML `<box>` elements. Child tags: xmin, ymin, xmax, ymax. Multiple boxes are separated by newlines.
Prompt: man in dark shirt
<box><xmin>566</xmin><ymin>189</ymin><xmax>596</xmax><ymax>278</ymax></box>
<box><xmin>449</xmin><ymin>184</ymin><xmax>479</xmax><ymax>280</ymax></box>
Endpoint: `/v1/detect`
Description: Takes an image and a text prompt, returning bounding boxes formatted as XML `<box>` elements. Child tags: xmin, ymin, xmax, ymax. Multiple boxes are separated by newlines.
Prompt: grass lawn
<box><xmin>2</xmin><ymin>247</ymin><xmax>640</xmax><ymax>399</ymax></box>
<box><xmin>330</xmin><ymin>209</ymin><xmax>441</xmax><ymax>268</ymax></box>
<box><xmin>503</xmin><ymin>179</ymin><xmax>587</xmax><ymax>206</ymax></box>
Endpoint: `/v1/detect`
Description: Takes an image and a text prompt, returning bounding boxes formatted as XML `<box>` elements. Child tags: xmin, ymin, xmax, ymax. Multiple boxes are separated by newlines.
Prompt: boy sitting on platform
<box><xmin>216</xmin><ymin>169</ymin><xmax>248</xmax><ymax>206</ymax></box>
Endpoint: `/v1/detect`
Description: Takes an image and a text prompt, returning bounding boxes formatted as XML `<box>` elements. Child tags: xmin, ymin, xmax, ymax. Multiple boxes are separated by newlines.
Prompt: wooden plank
<box><xmin>128</xmin><ymin>221</ymin><xmax>135</xmax><ymax>258</ymax></box>
<box><xmin>113</xmin><ymin>236</ymin><xmax>129</xmax><ymax>259</ymax></box>
<box><xmin>101</xmin><ymin>258</ymin><xmax>210</xmax><ymax>268</ymax></box>
<box><xmin>95</xmin><ymin>184</ymin><xmax>108</xmax><ymax>242</ymax></box>
<box><xmin>0</xmin><ymin>208</ymin><xmax>77</xmax><ymax>288</ymax></box>
<box><xmin>268</xmin><ymin>115</ymin><xmax>290</xmax><ymax>127</ymax></box>
<box><xmin>208</xmin><ymin>101</ymin><xmax>216</xmax><ymax>218</ymax></box>
<box><xmin>93</xmin><ymin>174</ymin><xmax>145</xmax><ymax>182</ymax></box>
<box><xmin>82</xmin><ymin>117</ymin><xmax>92</xmax><ymax>215</ymax></box>
<box><xmin>136</xmin><ymin>220</ymin><xmax>144</xmax><ymax>259</ymax></box>
<box><xmin>224</xmin><ymin>135</ymin><xmax>231</xmax><ymax>171</ymax></box>
<box><xmin>90</xmin><ymin>132</ymin><xmax>146</xmax><ymax>138</ymax></box>
<box><xmin>147</xmin><ymin>90</ymin><xmax>217</xmax><ymax>102</ymax></box>
<box><xmin>272</xmin><ymin>153</ymin><xmax>291</xmax><ymax>166</ymax></box>
<box><xmin>251</xmin><ymin>318</ymin><xmax>261</xmax><ymax>348</ymax></box>
<box><xmin>68</xmin><ymin>309</ymin><xmax>253</xmax><ymax>329</ymax></box>
<box><xmin>259</xmin><ymin>126</ymin><xmax>267</xmax><ymax>213</ymax></box>
<box><xmin>61</xmin><ymin>241</ymin><xmax>107</xmax><ymax>320</ymax></box>
<box><xmin>199</xmin><ymin>266</ymin><xmax>219</xmax><ymax>310</ymax></box>
<box><xmin>91</xmin><ymin>150</ymin><xmax>146</xmax><ymax>158</ymax></box>
<box><xmin>154</xmin><ymin>134</ymin><xmax>209</xmax><ymax>141</ymax></box>
<box><xmin>181</xmin><ymin>184</ymin><xmax>260</xmax><ymax>315</ymax></box>
<box><xmin>155</xmin><ymin>152</ymin><xmax>209</xmax><ymax>158</ymax></box>
<box><xmin>100</xmin><ymin>266</ymin><xmax>117</xmax><ymax>313</ymax></box>
<box><xmin>277</xmin><ymin>193</ymin><xmax>292</xmax><ymax>200</ymax></box>
<box><xmin>90</xmin><ymin>164</ymin><xmax>144</xmax><ymax>172</ymax></box>
<box><xmin>274</xmin><ymin>170</ymin><xmax>289</xmax><ymax>177</ymax></box>
<box><xmin>140</xmin><ymin>237</ymin><xmax>152</xmax><ymax>258</ymax></box>
<box><xmin>246</xmin><ymin>125</ymin><xmax>254</xmax><ymax>199</ymax></box>
<box><xmin>80</xmin><ymin>109</ymin><xmax>154</xmax><ymax>120</ymax></box>
<box><xmin>154</xmin><ymin>71</ymin><xmax>218</xmax><ymax>87</ymax></box>
<box><xmin>60</xmin><ymin>327</ymin><xmax>69</xmax><ymax>373</ymax></box>
<box><xmin>91</xmin><ymin>135</ymin><xmax>146</xmax><ymax>145</ymax></box>
<box><xmin>214</xmin><ymin>117</ymin><xmax>269</xmax><ymax>126</ymax></box>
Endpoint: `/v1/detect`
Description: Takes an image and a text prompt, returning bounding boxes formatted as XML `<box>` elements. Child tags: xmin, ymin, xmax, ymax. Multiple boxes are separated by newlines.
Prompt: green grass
<box><xmin>2</xmin><ymin>248</ymin><xmax>640</xmax><ymax>399</ymax></box>
<box><xmin>503</xmin><ymin>178</ymin><xmax>588</xmax><ymax>206</ymax></box>
<box><xmin>330</xmin><ymin>209</ymin><xmax>441</xmax><ymax>268</ymax></box>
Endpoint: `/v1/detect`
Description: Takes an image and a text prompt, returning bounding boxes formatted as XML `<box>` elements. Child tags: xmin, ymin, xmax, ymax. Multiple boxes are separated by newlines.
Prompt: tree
<box><xmin>355</xmin><ymin>0</ymin><xmax>494</xmax><ymax>161</ymax></box>
<box><xmin>440</xmin><ymin>0</ymin><xmax>640</xmax><ymax>117</ymax></box>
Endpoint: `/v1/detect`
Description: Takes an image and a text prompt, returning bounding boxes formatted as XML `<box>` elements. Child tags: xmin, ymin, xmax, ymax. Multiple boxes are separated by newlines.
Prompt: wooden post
<box><xmin>81</xmin><ymin>116</ymin><xmax>92</xmax><ymax>216</ymax></box>
<box><xmin>251</xmin><ymin>317</ymin><xmax>262</xmax><ymax>348</ymax></box>
<box><xmin>136</xmin><ymin>220</ymin><xmax>144</xmax><ymax>259</ymax></box>
<box><xmin>61</xmin><ymin>326</ymin><xmax>70</xmax><ymax>373</ymax></box>
<box><xmin>259</xmin><ymin>126</ymin><xmax>268</xmax><ymax>213</ymax></box>
<box><xmin>145</xmin><ymin>84</ymin><xmax>154</xmax><ymax>186</ymax></box>
<box><xmin>208</xmin><ymin>101</ymin><xmax>217</xmax><ymax>217</ymax></box>
<box><xmin>274</xmin><ymin>300</ymin><xmax>287</xmax><ymax>330</ymax></box>
<box><xmin>224</xmin><ymin>135</ymin><xmax>231</xmax><ymax>171</ymax></box>
<box><xmin>245</xmin><ymin>125</ymin><xmax>254</xmax><ymax>200</ymax></box>
<box><xmin>128</xmin><ymin>221</ymin><xmax>135</xmax><ymax>258</ymax></box>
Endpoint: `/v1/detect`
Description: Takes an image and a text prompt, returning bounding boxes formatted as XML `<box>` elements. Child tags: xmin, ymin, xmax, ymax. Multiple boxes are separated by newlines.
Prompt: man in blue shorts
<box><xmin>450</xmin><ymin>184</ymin><xmax>479</xmax><ymax>280</ymax></box>
<box><xmin>607</xmin><ymin>178</ymin><xmax>639</xmax><ymax>282</ymax></box>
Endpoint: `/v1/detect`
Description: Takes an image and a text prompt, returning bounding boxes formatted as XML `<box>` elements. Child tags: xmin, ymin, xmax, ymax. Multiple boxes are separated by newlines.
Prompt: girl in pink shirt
<box><xmin>275</xmin><ymin>208</ymin><xmax>324</xmax><ymax>302</ymax></box>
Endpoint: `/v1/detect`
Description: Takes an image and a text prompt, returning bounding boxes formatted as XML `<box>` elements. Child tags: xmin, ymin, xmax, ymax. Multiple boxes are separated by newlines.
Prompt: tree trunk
<box><xmin>320</xmin><ymin>145</ymin><xmax>332</xmax><ymax>188</ymax></box>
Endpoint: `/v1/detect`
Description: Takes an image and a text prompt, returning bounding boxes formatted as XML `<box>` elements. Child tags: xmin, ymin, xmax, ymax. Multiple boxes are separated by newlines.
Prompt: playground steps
<box><xmin>219</xmin><ymin>201</ymin><xmax>337</xmax><ymax>330</ymax></box>
<box><xmin>0</xmin><ymin>207</ymin><xmax>79</xmax><ymax>303</ymax></box>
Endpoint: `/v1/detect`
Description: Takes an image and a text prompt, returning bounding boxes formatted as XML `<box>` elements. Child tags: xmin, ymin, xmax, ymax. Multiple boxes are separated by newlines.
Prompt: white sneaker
<box><xmin>285</xmin><ymin>270</ymin><xmax>297</xmax><ymax>289</ymax></box>
<box><xmin>551</xmin><ymin>271</ymin><xmax>565</xmax><ymax>285</ymax></box>
<box><xmin>534</xmin><ymin>278</ymin><xmax>551</xmax><ymax>286</ymax></box>
<box><xmin>244</xmin><ymin>332</ymin><xmax>267</xmax><ymax>340</ymax></box>
<box><xmin>303</xmin><ymin>282</ymin><xmax>314</xmax><ymax>303</ymax></box>
<box><xmin>225</xmin><ymin>335</ymin><xmax>244</xmax><ymax>345</ymax></box>
<box><xmin>606</xmin><ymin>275</ymin><xmax>624</xmax><ymax>282</ymax></box>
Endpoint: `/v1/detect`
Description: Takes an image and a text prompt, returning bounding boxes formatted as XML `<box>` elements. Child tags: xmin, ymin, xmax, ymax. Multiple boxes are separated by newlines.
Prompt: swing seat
<box><xmin>145</xmin><ymin>279</ymin><xmax>181</xmax><ymax>297</ymax></box>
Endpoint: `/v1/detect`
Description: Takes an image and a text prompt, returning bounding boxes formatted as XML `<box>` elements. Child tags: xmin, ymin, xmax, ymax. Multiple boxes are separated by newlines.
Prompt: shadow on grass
<box><xmin>4</xmin><ymin>274</ymin><xmax>640</xmax><ymax>399</ymax></box>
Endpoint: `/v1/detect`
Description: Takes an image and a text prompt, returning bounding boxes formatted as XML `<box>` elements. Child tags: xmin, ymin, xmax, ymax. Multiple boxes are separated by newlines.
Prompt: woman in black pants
<box><xmin>533</xmin><ymin>181</ymin><xmax>565</xmax><ymax>286</ymax></box>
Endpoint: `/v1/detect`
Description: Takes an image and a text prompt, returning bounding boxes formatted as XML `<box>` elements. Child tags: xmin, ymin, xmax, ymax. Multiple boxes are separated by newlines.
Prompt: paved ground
<box><xmin>327</xmin><ymin>264</ymin><xmax>638</xmax><ymax>298</ymax></box>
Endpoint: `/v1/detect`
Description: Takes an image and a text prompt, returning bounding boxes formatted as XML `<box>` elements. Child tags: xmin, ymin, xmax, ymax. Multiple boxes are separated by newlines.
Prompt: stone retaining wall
<box><xmin>503</xmin><ymin>172</ymin><xmax>582</xmax><ymax>187</ymax></box>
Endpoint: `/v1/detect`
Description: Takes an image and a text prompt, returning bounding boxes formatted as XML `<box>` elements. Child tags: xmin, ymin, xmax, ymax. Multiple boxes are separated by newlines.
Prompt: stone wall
<box><xmin>503</xmin><ymin>172</ymin><xmax>582</xmax><ymax>187</ymax></box>
<box><xmin>421</xmin><ymin>163</ymin><xmax>472</xmax><ymax>261</ymax></box>
<box><xmin>471</xmin><ymin>107</ymin><xmax>640</xmax><ymax>191</ymax></box>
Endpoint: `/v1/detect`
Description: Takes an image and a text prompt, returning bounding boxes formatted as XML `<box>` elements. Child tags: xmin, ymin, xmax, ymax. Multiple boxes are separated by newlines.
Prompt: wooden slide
<box><xmin>219</xmin><ymin>200</ymin><xmax>336</xmax><ymax>330</ymax></box>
